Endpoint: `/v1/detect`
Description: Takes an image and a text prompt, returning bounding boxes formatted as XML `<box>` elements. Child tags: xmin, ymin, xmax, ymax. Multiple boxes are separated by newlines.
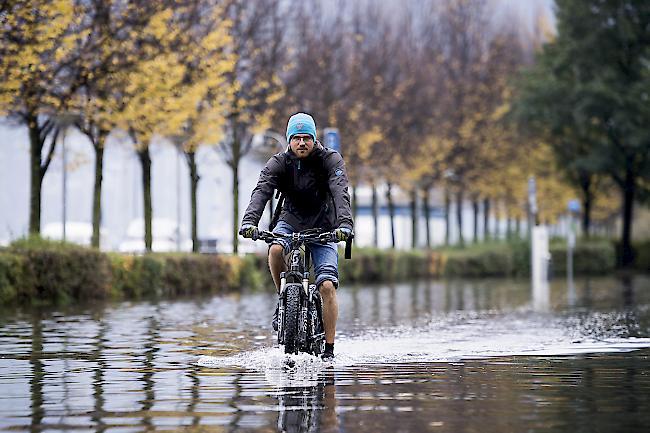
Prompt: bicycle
<box><xmin>254</xmin><ymin>228</ymin><xmax>352</xmax><ymax>356</ymax></box>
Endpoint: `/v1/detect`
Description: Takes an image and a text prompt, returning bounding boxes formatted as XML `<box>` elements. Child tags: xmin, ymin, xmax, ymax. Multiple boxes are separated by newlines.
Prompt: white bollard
<box><xmin>532</xmin><ymin>225</ymin><xmax>551</xmax><ymax>310</ymax></box>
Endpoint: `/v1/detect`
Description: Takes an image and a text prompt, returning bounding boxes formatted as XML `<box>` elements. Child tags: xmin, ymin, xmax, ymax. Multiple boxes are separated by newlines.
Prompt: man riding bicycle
<box><xmin>239</xmin><ymin>112</ymin><xmax>354</xmax><ymax>361</ymax></box>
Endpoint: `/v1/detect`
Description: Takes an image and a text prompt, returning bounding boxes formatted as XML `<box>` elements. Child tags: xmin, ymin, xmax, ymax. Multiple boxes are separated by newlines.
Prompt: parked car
<box><xmin>42</xmin><ymin>222</ymin><xmax>109</xmax><ymax>248</ymax></box>
<box><xmin>118</xmin><ymin>218</ymin><xmax>192</xmax><ymax>253</ymax></box>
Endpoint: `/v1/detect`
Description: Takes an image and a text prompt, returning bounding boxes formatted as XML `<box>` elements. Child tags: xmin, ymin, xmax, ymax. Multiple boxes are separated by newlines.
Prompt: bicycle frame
<box><xmin>257</xmin><ymin>229</ymin><xmax>331</xmax><ymax>354</ymax></box>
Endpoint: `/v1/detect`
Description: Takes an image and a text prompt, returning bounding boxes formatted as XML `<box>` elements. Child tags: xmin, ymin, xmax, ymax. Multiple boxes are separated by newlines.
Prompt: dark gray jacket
<box><xmin>241</xmin><ymin>143</ymin><xmax>354</xmax><ymax>232</ymax></box>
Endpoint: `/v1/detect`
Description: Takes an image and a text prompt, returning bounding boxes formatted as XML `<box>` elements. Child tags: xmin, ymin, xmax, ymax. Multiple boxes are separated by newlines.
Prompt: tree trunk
<box><xmin>386</xmin><ymin>183</ymin><xmax>396</xmax><ymax>249</ymax></box>
<box><xmin>371</xmin><ymin>184</ymin><xmax>379</xmax><ymax>247</ymax></box>
<box><xmin>232</xmin><ymin>157</ymin><xmax>239</xmax><ymax>254</ymax></box>
<box><xmin>230</xmin><ymin>126</ymin><xmax>242</xmax><ymax>255</ymax></box>
<box><xmin>444</xmin><ymin>189</ymin><xmax>451</xmax><ymax>246</ymax></box>
<box><xmin>506</xmin><ymin>212</ymin><xmax>512</xmax><ymax>241</ymax></box>
<box><xmin>456</xmin><ymin>189</ymin><xmax>464</xmax><ymax>247</ymax></box>
<box><xmin>472</xmin><ymin>198</ymin><xmax>479</xmax><ymax>243</ymax></box>
<box><xmin>620</xmin><ymin>167</ymin><xmax>636</xmax><ymax>267</ymax></box>
<box><xmin>578</xmin><ymin>175</ymin><xmax>592</xmax><ymax>238</ymax></box>
<box><xmin>483</xmin><ymin>198</ymin><xmax>490</xmax><ymax>242</ymax></box>
<box><xmin>582</xmin><ymin>192</ymin><xmax>592</xmax><ymax>240</ymax></box>
<box><xmin>423</xmin><ymin>186</ymin><xmax>431</xmax><ymax>249</ymax></box>
<box><xmin>352</xmin><ymin>184</ymin><xmax>358</xmax><ymax>222</ymax></box>
<box><xmin>582</xmin><ymin>197</ymin><xmax>592</xmax><ymax>239</ymax></box>
<box><xmin>186</xmin><ymin>150</ymin><xmax>200</xmax><ymax>253</ymax></box>
<box><xmin>515</xmin><ymin>218</ymin><xmax>521</xmax><ymax>239</ymax></box>
<box><xmin>91</xmin><ymin>136</ymin><xmax>105</xmax><ymax>248</ymax></box>
<box><xmin>410</xmin><ymin>189</ymin><xmax>417</xmax><ymax>249</ymax></box>
<box><xmin>28</xmin><ymin>121</ymin><xmax>43</xmax><ymax>235</ymax></box>
<box><xmin>137</xmin><ymin>147</ymin><xmax>153</xmax><ymax>252</ymax></box>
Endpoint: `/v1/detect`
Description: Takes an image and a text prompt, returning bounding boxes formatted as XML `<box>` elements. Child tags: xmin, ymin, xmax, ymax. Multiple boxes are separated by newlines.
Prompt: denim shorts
<box><xmin>271</xmin><ymin>220</ymin><xmax>339</xmax><ymax>289</ymax></box>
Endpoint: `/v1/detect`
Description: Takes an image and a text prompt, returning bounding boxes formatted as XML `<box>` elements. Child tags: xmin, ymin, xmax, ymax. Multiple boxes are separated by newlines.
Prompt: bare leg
<box><xmin>319</xmin><ymin>280</ymin><xmax>338</xmax><ymax>344</ymax></box>
<box><xmin>268</xmin><ymin>244</ymin><xmax>287</xmax><ymax>293</ymax></box>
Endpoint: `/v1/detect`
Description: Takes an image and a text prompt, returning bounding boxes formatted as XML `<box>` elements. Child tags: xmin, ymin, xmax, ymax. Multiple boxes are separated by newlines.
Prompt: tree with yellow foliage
<box><xmin>162</xmin><ymin>5</ymin><xmax>235</xmax><ymax>253</ymax></box>
<box><xmin>0</xmin><ymin>0</ymin><xmax>86</xmax><ymax>235</ymax></box>
<box><xmin>110</xmin><ymin>3</ymin><xmax>235</xmax><ymax>252</ymax></box>
<box><xmin>72</xmin><ymin>1</ymin><xmax>189</xmax><ymax>248</ymax></box>
<box><xmin>217</xmin><ymin>0</ymin><xmax>285</xmax><ymax>254</ymax></box>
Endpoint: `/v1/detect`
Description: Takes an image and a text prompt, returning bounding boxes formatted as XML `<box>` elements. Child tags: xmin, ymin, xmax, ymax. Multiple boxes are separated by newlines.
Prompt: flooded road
<box><xmin>1</xmin><ymin>276</ymin><xmax>650</xmax><ymax>432</ymax></box>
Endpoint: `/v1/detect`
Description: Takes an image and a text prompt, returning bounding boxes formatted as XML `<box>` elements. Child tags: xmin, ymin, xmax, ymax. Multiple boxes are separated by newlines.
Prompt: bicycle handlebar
<box><xmin>255</xmin><ymin>229</ymin><xmax>336</xmax><ymax>244</ymax></box>
<box><xmin>250</xmin><ymin>228</ymin><xmax>353</xmax><ymax>259</ymax></box>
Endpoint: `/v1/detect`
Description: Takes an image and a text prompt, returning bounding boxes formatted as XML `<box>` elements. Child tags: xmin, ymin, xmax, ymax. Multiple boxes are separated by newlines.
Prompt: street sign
<box><xmin>568</xmin><ymin>199</ymin><xmax>580</xmax><ymax>213</ymax></box>
<box><xmin>323</xmin><ymin>128</ymin><xmax>341</xmax><ymax>153</ymax></box>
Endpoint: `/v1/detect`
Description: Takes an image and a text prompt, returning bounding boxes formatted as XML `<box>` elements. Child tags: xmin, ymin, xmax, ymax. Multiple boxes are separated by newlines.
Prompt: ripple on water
<box><xmin>197</xmin><ymin>310</ymin><xmax>650</xmax><ymax>380</ymax></box>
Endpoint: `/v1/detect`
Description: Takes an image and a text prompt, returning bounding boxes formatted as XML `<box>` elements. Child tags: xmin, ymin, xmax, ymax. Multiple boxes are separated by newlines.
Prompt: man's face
<box><xmin>289</xmin><ymin>134</ymin><xmax>315</xmax><ymax>158</ymax></box>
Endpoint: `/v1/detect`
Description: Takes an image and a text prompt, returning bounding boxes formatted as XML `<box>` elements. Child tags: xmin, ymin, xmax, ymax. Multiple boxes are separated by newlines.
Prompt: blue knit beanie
<box><xmin>286</xmin><ymin>112</ymin><xmax>316</xmax><ymax>142</ymax></box>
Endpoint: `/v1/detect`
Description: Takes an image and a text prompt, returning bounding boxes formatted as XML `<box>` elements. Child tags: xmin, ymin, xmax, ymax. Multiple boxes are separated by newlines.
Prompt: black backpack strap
<box><xmin>270</xmin><ymin>191</ymin><xmax>284</xmax><ymax>231</ymax></box>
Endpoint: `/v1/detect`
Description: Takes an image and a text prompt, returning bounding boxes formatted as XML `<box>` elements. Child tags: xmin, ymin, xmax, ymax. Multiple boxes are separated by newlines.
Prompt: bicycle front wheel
<box><xmin>283</xmin><ymin>283</ymin><xmax>301</xmax><ymax>354</ymax></box>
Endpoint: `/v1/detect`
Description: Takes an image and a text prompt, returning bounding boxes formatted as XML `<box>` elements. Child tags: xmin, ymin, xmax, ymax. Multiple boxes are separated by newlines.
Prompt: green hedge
<box><xmin>0</xmin><ymin>252</ymin><xmax>31</xmax><ymax>303</ymax></box>
<box><xmin>549</xmin><ymin>241</ymin><xmax>616</xmax><ymax>276</ymax></box>
<box><xmin>109</xmin><ymin>254</ymin><xmax>163</xmax><ymax>298</ymax></box>
<box><xmin>6</xmin><ymin>237</ymin><xmax>111</xmax><ymax>304</ymax></box>
<box><xmin>633</xmin><ymin>240</ymin><xmax>650</xmax><ymax>272</ymax></box>
<box><xmin>338</xmin><ymin>248</ymin><xmax>430</xmax><ymax>282</ymax></box>
<box><xmin>0</xmin><ymin>236</ymin><xmax>633</xmax><ymax>305</ymax></box>
<box><xmin>109</xmin><ymin>253</ymin><xmax>243</xmax><ymax>299</ymax></box>
<box><xmin>0</xmin><ymin>238</ymin><xmax>250</xmax><ymax>305</ymax></box>
<box><xmin>440</xmin><ymin>240</ymin><xmax>616</xmax><ymax>278</ymax></box>
<box><xmin>443</xmin><ymin>245</ymin><xmax>514</xmax><ymax>278</ymax></box>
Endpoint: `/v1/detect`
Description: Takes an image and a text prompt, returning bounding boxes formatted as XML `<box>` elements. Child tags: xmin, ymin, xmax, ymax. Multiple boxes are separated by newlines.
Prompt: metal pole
<box><xmin>567</xmin><ymin>214</ymin><xmax>574</xmax><ymax>284</ymax></box>
<box><xmin>62</xmin><ymin>131</ymin><xmax>67</xmax><ymax>241</ymax></box>
<box><xmin>176</xmin><ymin>147</ymin><xmax>181</xmax><ymax>251</ymax></box>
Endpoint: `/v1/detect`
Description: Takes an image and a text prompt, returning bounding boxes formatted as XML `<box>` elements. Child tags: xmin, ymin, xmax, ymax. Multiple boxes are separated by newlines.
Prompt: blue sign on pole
<box><xmin>323</xmin><ymin>128</ymin><xmax>341</xmax><ymax>154</ymax></box>
<box><xmin>568</xmin><ymin>199</ymin><xmax>580</xmax><ymax>213</ymax></box>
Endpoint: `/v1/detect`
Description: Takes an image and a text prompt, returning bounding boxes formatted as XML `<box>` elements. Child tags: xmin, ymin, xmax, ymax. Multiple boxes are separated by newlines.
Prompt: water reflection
<box><xmin>29</xmin><ymin>314</ymin><xmax>44</xmax><ymax>432</ymax></box>
<box><xmin>276</xmin><ymin>373</ymin><xmax>336</xmax><ymax>433</ymax></box>
<box><xmin>0</xmin><ymin>275</ymin><xmax>649</xmax><ymax>432</ymax></box>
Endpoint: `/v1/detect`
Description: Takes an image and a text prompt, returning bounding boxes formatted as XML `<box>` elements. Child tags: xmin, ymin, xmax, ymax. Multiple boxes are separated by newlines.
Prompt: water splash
<box><xmin>198</xmin><ymin>347</ymin><xmax>332</xmax><ymax>387</ymax></box>
<box><xmin>198</xmin><ymin>309</ymin><xmax>650</xmax><ymax>377</ymax></box>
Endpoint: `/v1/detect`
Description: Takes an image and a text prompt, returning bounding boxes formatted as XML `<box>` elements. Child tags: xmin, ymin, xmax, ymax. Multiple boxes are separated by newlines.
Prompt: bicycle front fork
<box><xmin>278</xmin><ymin>272</ymin><xmax>287</xmax><ymax>344</ymax></box>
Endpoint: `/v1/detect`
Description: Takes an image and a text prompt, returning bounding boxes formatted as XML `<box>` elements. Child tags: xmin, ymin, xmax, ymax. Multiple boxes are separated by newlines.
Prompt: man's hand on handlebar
<box><xmin>333</xmin><ymin>227</ymin><xmax>353</xmax><ymax>242</ymax></box>
<box><xmin>239</xmin><ymin>224</ymin><xmax>259</xmax><ymax>240</ymax></box>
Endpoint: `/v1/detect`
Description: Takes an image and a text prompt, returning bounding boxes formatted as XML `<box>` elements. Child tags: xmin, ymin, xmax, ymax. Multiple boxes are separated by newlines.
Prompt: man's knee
<box><xmin>269</xmin><ymin>244</ymin><xmax>284</xmax><ymax>261</ymax></box>
<box><xmin>319</xmin><ymin>280</ymin><xmax>337</xmax><ymax>299</ymax></box>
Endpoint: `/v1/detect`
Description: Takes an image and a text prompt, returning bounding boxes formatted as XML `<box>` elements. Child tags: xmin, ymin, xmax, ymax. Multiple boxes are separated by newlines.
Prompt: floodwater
<box><xmin>1</xmin><ymin>276</ymin><xmax>650</xmax><ymax>433</ymax></box>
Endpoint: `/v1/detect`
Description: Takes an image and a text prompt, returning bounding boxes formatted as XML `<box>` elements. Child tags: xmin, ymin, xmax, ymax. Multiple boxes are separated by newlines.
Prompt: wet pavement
<box><xmin>1</xmin><ymin>275</ymin><xmax>649</xmax><ymax>432</ymax></box>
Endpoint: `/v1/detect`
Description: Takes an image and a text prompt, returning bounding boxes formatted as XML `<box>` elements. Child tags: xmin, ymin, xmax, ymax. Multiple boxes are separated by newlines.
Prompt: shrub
<box><xmin>238</xmin><ymin>254</ymin><xmax>272</xmax><ymax>291</ymax></box>
<box><xmin>550</xmin><ymin>240</ymin><xmax>615</xmax><ymax>275</ymax></box>
<box><xmin>8</xmin><ymin>237</ymin><xmax>111</xmax><ymax>304</ymax></box>
<box><xmin>109</xmin><ymin>254</ymin><xmax>164</xmax><ymax>299</ymax></box>
<box><xmin>633</xmin><ymin>241</ymin><xmax>650</xmax><ymax>272</ymax></box>
<box><xmin>426</xmin><ymin>251</ymin><xmax>446</xmax><ymax>278</ymax></box>
<box><xmin>509</xmin><ymin>240</ymin><xmax>531</xmax><ymax>277</ymax></box>
<box><xmin>339</xmin><ymin>248</ymin><xmax>432</xmax><ymax>282</ymax></box>
<box><xmin>442</xmin><ymin>245</ymin><xmax>513</xmax><ymax>278</ymax></box>
<box><xmin>0</xmin><ymin>252</ymin><xmax>31</xmax><ymax>303</ymax></box>
<box><xmin>160</xmin><ymin>254</ymin><xmax>240</xmax><ymax>296</ymax></box>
